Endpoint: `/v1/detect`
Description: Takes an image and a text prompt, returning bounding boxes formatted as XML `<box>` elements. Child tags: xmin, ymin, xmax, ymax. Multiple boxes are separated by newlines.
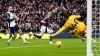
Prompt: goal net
<box><xmin>87</xmin><ymin>0</ymin><xmax>100</xmax><ymax>56</ymax></box>
<box><xmin>92</xmin><ymin>0</ymin><xmax>100</xmax><ymax>56</ymax></box>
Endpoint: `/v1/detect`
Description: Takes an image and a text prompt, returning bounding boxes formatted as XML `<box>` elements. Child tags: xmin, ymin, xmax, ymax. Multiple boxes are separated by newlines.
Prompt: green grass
<box><xmin>0</xmin><ymin>39</ymin><xmax>86</xmax><ymax>56</ymax></box>
<box><xmin>92</xmin><ymin>38</ymin><xmax>100</xmax><ymax>56</ymax></box>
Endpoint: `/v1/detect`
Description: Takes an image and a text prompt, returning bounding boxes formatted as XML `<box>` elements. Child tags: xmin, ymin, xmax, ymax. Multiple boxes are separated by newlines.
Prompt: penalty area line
<box><xmin>0</xmin><ymin>45</ymin><xmax>46</xmax><ymax>49</ymax></box>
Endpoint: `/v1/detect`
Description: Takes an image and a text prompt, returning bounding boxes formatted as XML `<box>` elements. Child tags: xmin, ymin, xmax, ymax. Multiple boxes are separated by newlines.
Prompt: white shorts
<box><xmin>40</xmin><ymin>26</ymin><xmax>53</xmax><ymax>35</ymax></box>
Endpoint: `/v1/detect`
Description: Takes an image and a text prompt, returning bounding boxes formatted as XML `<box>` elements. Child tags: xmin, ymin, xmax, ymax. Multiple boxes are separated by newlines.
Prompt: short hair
<box><xmin>63</xmin><ymin>11</ymin><xmax>72</xmax><ymax>18</ymax></box>
<box><xmin>8</xmin><ymin>6</ymin><xmax>13</xmax><ymax>10</ymax></box>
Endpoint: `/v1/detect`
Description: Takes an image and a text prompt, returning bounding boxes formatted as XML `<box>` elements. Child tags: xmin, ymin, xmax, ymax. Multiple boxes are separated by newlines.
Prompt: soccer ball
<box><xmin>56</xmin><ymin>41</ymin><xmax>62</xmax><ymax>48</ymax></box>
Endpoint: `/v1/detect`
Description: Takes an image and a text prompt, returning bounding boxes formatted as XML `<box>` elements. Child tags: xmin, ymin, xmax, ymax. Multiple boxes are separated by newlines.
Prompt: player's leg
<box><xmin>6</xmin><ymin>27</ymin><xmax>17</xmax><ymax>45</ymax></box>
<box><xmin>33</xmin><ymin>34</ymin><xmax>42</xmax><ymax>39</ymax></box>
<box><xmin>79</xmin><ymin>32</ymin><xmax>86</xmax><ymax>42</ymax></box>
<box><xmin>82</xmin><ymin>32</ymin><xmax>96</xmax><ymax>43</ymax></box>
<box><xmin>33</xmin><ymin>32</ymin><xmax>44</xmax><ymax>39</ymax></box>
<box><xmin>47</xmin><ymin>28</ymin><xmax>53</xmax><ymax>44</ymax></box>
<box><xmin>70</xmin><ymin>29</ymin><xmax>87</xmax><ymax>42</ymax></box>
<box><xmin>6</xmin><ymin>32</ymin><xmax>13</xmax><ymax>45</ymax></box>
<box><xmin>70</xmin><ymin>31</ymin><xmax>85</xmax><ymax>42</ymax></box>
<box><xmin>33</xmin><ymin>26</ymin><xmax>45</xmax><ymax>39</ymax></box>
<box><xmin>70</xmin><ymin>29</ymin><xmax>83</xmax><ymax>39</ymax></box>
<box><xmin>17</xmin><ymin>29</ymin><xmax>30</xmax><ymax>44</ymax></box>
<box><xmin>7</xmin><ymin>32</ymin><xmax>18</xmax><ymax>45</ymax></box>
<box><xmin>16</xmin><ymin>25</ymin><xmax>30</xmax><ymax>44</ymax></box>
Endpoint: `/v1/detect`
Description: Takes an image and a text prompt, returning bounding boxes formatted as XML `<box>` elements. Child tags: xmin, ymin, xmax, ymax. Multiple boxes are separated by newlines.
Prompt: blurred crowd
<box><xmin>0</xmin><ymin>0</ymin><xmax>87</xmax><ymax>33</ymax></box>
<box><xmin>92</xmin><ymin>0</ymin><xmax>100</xmax><ymax>34</ymax></box>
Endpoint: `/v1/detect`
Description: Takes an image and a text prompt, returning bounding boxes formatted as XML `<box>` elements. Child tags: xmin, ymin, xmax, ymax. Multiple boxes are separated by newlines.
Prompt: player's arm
<box><xmin>55</xmin><ymin>25</ymin><xmax>67</xmax><ymax>35</ymax></box>
<box><xmin>13</xmin><ymin>13</ymin><xmax>19</xmax><ymax>20</ymax></box>
<box><xmin>6</xmin><ymin>13</ymin><xmax>14</xmax><ymax>22</ymax></box>
<box><xmin>41</xmin><ymin>14</ymin><xmax>50</xmax><ymax>23</ymax></box>
<box><xmin>75</xmin><ymin>15</ymin><xmax>81</xmax><ymax>19</ymax></box>
<box><xmin>41</xmin><ymin>20</ymin><xmax>46</xmax><ymax>23</ymax></box>
<box><xmin>51</xmin><ymin>24</ymin><xmax>67</xmax><ymax>36</ymax></box>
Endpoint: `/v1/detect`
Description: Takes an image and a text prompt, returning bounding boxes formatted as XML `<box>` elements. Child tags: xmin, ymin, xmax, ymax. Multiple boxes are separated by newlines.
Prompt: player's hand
<box><xmin>14</xmin><ymin>15</ymin><xmax>19</xmax><ymax>21</ymax></box>
<box><xmin>50</xmin><ymin>34</ymin><xmax>56</xmax><ymax>37</ymax></box>
<box><xmin>12</xmin><ymin>16</ymin><xmax>15</xmax><ymax>19</ymax></box>
<box><xmin>14</xmin><ymin>16</ymin><xmax>19</xmax><ymax>19</ymax></box>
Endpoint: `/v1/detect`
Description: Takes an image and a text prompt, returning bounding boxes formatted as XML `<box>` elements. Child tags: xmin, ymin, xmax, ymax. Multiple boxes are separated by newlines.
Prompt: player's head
<box><xmin>77</xmin><ymin>15</ymin><xmax>85</xmax><ymax>21</ymax></box>
<box><xmin>8</xmin><ymin>6</ymin><xmax>13</xmax><ymax>12</ymax></box>
<box><xmin>63</xmin><ymin>11</ymin><xmax>72</xmax><ymax>20</ymax></box>
<box><xmin>78</xmin><ymin>11</ymin><xmax>86</xmax><ymax>21</ymax></box>
<box><xmin>48</xmin><ymin>12</ymin><xmax>52</xmax><ymax>16</ymax></box>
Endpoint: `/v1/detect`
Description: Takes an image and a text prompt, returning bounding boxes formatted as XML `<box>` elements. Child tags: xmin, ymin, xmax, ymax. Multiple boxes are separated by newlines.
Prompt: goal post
<box><xmin>87</xmin><ymin>0</ymin><xmax>100</xmax><ymax>56</ymax></box>
<box><xmin>87</xmin><ymin>0</ymin><xmax>92</xmax><ymax>56</ymax></box>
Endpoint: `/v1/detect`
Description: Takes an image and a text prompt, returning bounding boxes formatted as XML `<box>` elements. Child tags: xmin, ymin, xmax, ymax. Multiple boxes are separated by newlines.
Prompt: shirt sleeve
<box><xmin>55</xmin><ymin>24</ymin><xmax>67</xmax><ymax>35</ymax></box>
<box><xmin>75</xmin><ymin>15</ymin><xmax>81</xmax><ymax>19</ymax></box>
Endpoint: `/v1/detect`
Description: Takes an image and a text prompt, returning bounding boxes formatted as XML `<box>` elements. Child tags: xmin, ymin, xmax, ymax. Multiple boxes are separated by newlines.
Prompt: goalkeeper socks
<box><xmin>33</xmin><ymin>34</ymin><xmax>41</xmax><ymax>39</ymax></box>
<box><xmin>83</xmin><ymin>34</ymin><xmax>87</xmax><ymax>38</ymax></box>
<box><xmin>92</xmin><ymin>39</ymin><xmax>96</xmax><ymax>43</ymax></box>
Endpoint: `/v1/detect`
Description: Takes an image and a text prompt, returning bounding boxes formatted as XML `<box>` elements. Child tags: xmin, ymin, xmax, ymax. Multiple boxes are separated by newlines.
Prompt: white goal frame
<box><xmin>87</xmin><ymin>0</ymin><xmax>92</xmax><ymax>56</ymax></box>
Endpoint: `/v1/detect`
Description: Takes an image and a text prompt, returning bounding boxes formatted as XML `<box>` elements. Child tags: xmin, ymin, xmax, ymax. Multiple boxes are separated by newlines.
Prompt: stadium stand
<box><xmin>0</xmin><ymin>0</ymin><xmax>87</xmax><ymax>32</ymax></box>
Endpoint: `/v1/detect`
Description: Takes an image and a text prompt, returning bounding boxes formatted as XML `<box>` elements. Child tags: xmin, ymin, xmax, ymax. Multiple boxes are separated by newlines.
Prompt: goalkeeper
<box><xmin>51</xmin><ymin>11</ymin><xmax>96</xmax><ymax>43</ymax></box>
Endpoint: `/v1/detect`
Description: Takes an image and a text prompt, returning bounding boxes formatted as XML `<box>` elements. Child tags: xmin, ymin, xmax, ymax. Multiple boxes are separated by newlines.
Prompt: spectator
<box><xmin>0</xmin><ymin>0</ymin><xmax>87</xmax><ymax>32</ymax></box>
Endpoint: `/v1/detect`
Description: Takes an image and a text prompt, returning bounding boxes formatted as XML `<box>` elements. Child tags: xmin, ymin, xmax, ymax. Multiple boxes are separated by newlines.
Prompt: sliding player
<box><xmin>51</xmin><ymin>12</ymin><xmax>96</xmax><ymax>42</ymax></box>
<box><xmin>6</xmin><ymin>6</ymin><xmax>30</xmax><ymax>45</ymax></box>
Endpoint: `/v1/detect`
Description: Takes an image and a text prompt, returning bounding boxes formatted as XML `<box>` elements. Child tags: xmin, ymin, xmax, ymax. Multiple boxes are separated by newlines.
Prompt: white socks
<box><xmin>7</xmin><ymin>37</ymin><xmax>13</xmax><ymax>43</ymax></box>
<box><xmin>50</xmin><ymin>41</ymin><xmax>53</xmax><ymax>44</ymax></box>
<box><xmin>7</xmin><ymin>35</ymin><xmax>28</xmax><ymax>43</ymax></box>
<box><xmin>20</xmin><ymin>35</ymin><xmax>27</xmax><ymax>43</ymax></box>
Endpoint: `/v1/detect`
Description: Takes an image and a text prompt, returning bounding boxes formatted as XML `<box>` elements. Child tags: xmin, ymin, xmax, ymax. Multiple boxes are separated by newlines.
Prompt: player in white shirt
<box><xmin>6</xmin><ymin>6</ymin><xmax>30</xmax><ymax>45</ymax></box>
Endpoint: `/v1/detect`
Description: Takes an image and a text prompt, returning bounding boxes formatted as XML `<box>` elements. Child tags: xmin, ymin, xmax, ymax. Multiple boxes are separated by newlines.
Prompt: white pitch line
<box><xmin>0</xmin><ymin>45</ymin><xmax>46</xmax><ymax>49</ymax></box>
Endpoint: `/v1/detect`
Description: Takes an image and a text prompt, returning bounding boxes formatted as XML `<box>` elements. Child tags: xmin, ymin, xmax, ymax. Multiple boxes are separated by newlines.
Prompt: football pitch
<box><xmin>0</xmin><ymin>39</ymin><xmax>86</xmax><ymax>56</ymax></box>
